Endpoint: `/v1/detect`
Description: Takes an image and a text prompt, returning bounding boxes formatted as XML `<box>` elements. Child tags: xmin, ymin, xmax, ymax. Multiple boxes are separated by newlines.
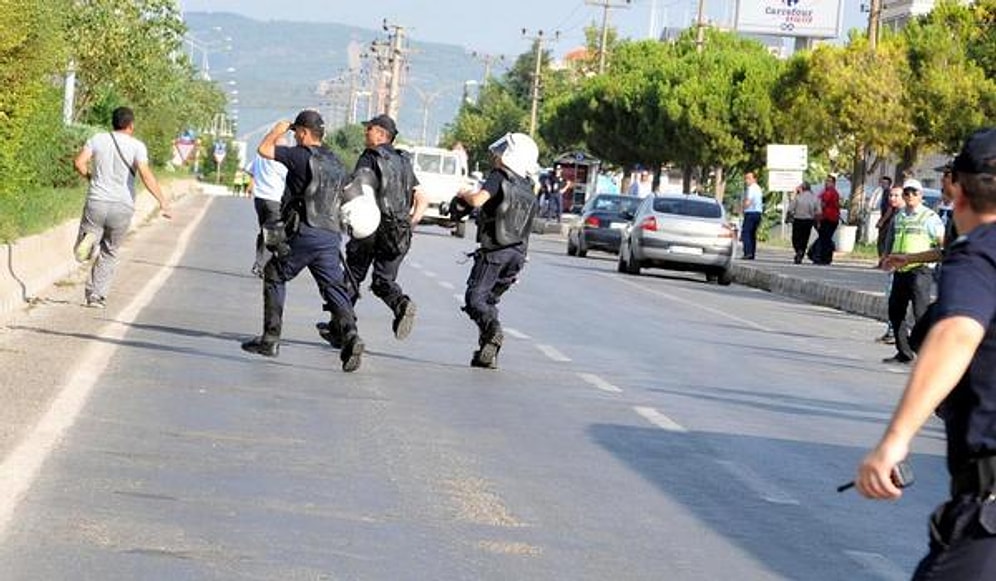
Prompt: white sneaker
<box><xmin>84</xmin><ymin>296</ymin><xmax>106</xmax><ymax>309</ymax></box>
<box><xmin>74</xmin><ymin>232</ymin><xmax>98</xmax><ymax>263</ymax></box>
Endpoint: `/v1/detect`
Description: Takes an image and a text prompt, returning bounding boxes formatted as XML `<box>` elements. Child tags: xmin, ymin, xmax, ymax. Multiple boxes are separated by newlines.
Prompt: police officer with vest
<box><xmin>317</xmin><ymin>114</ymin><xmax>427</xmax><ymax>346</ymax></box>
<box><xmin>856</xmin><ymin>127</ymin><xmax>996</xmax><ymax>579</ymax></box>
<box><xmin>881</xmin><ymin>178</ymin><xmax>945</xmax><ymax>365</ymax></box>
<box><xmin>242</xmin><ymin>110</ymin><xmax>372</xmax><ymax>373</ymax></box>
<box><xmin>454</xmin><ymin>132</ymin><xmax>539</xmax><ymax>369</ymax></box>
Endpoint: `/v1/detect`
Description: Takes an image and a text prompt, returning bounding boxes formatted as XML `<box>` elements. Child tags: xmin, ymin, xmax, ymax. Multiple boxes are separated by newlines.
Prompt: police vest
<box><xmin>894</xmin><ymin>207</ymin><xmax>938</xmax><ymax>271</ymax></box>
<box><xmin>295</xmin><ymin>146</ymin><xmax>348</xmax><ymax>232</ymax></box>
<box><xmin>481</xmin><ymin>172</ymin><xmax>537</xmax><ymax>249</ymax></box>
<box><xmin>371</xmin><ymin>145</ymin><xmax>415</xmax><ymax>219</ymax></box>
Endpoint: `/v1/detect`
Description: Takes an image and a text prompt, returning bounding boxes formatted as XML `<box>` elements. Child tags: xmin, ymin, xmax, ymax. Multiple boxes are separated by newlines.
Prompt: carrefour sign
<box><xmin>735</xmin><ymin>0</ymin><xmax>844</xmax><ymax>39</ymax></box>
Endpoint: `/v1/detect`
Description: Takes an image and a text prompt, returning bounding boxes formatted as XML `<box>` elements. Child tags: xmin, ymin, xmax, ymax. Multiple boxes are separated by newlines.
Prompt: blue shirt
<box><xmin>744</xmin><ymin>183</ymin><xmax>763</xmax><ymax>214</ymax></box>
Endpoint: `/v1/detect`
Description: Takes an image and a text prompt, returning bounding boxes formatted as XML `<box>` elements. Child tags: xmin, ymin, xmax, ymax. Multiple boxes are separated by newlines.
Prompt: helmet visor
<box><xmin>488</xmin><ymin>133</ymin><xmax>512</xmax><ymax>157</ymax></box>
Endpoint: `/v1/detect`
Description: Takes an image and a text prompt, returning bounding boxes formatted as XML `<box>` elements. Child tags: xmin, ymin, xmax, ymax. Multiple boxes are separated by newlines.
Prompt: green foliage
<box><xmin>325</xmin><ymin>124</ymin><xmax>367</xmax><ymax>170</ymax></box>
<box><xmin>442</xmin><ymin>83</ymin><xmax>528</xmax><ymax>171</ymax></box>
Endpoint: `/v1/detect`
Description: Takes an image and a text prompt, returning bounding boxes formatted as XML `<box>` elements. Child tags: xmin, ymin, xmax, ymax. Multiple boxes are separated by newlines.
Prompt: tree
<box><xmin>442</xmin><ymin>82</ymin><xmax>528</xmax><ymax>171</ymax></box>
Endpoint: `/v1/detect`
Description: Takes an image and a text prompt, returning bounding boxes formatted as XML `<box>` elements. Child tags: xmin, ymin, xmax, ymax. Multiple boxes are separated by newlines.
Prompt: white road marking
<box><xmin>424</xmin><ymin>271</ymin><xmax>438</xmax><ymax>278</ymax></box>
<box><xmin>410</xmin><ymin>261</ymin><xmax>423</xmax><ymax>270</ymax></box>
<box><xmin>453</xmin><ymin>293</ymin><xmax>464</xmax><ymax>303</ymax></box>
<box><xmin>0</xmin><ymin>196</ymin><xmax>213</xmax><ymax>541</ymax></box>
<box><xmin>633</xmin><ymin>406</ymin><xmax>687</xmax><ymax>432</ymax></box>
<box><xmin>577</xmin><ymin>373</ymin><xmax>623</xmax><ymax>393</ymax></box>
<box><xmin>844</xmin><ymin>551</ymin><xmax>908</xmax><ymax>581</ymax></box>
<box><xmin>601</xmin><ymin>273</ymin><xmax>774</xmax><ymax>333</ymax></box>
<box><xmin>438</xmin><ymin>281</ymin><xmax>455</xmax><ymax>290</ymax></box>
<box><xmin>504</xmin><ymin>328</ymin><xmax>530</xmax><ymax>340</ymax></box>
<box><xmin>535</xmin><ymin>344</ymin><xmax>571</xmax><ymax>362</ymax></box>
<box><xmin>715</xmin><ymin>460</ymin><xmax>800</xmax><ymax>505</ymax></box>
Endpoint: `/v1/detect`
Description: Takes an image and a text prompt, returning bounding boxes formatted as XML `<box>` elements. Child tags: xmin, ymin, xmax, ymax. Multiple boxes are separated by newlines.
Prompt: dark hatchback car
<box><xmin>566</xmin><ymin>194</ymin><xmax>643</xmax><ymax>257</ymax></box>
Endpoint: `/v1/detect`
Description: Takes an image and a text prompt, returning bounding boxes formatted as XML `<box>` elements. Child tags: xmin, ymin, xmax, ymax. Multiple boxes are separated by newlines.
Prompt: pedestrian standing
<box><xmin>627</xmin><ymin>169</ymin><xmax>653</xmax><ymax>198</ymax></box>
<box><xmin>788</xmin><ymin>182</ymin><xmax>819</xmax><ymax>264</ymax></box>
<box><xmin>241</xmin><ymin>110</ymin><xmax>365</xmax><ymax>373</ymax></box>
<box><xmin>547</xmin><ymin>166</ymin><xmax>570</xmax><ymax>221</ymax></box>
<box><xmin>318</xmin><ymin>114</ymin><xmax>427</xmax><ymax>346</ymax></box>
<box><xmin>875</xmin><ymin>186</ymin><xmax>905</xmax><ymax>345</ymax></box>
<box><xmin>875</xmin><ymin>176</ymin><xmax>896</xmax><ymax>260</ymax></box>
<box><xmin>454</xmin><ymin>133</ymin><xmax>539</xmax><ymax>369</ymax></box>
<box><xmin>881</xmin><ymin>178</ymin><xmax>945</xmax><ymax>365</ymax></box>
<box><xmin>813</xmin><ymin>175</ymin><xmax>841</xmax><ymax>265</ymax></box>
<box><xmin>71</xmin><ymin>106</ymin><xmax>172</xmax><ymax>309</ymax></box>
<box><xmin>247</xmin><ymin>136</ymin><xmax>288</xmax><ymax>277</ymax></box>
<box><xmin>740</xmin><ymin>171</ymin><xmax>763</xmax><ymax>260</ymax></box>
<box><xmin>856</xmin><ymin>127</ymin><xmax>996</xmax><ymax>580</ymax></box>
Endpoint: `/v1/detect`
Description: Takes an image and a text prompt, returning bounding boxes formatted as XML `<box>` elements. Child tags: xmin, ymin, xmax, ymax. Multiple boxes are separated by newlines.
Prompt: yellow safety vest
<box><xmin>894</xmin><ymin>207</ymin><xmax>938</xmax><ymax>272</ymax></box>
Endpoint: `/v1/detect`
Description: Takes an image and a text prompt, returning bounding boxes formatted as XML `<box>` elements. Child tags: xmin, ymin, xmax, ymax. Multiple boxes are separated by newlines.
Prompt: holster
<box><xmin>951</xmin><ymin>456</ymin><xmax>996</xmax><ymax>499</ymax></box>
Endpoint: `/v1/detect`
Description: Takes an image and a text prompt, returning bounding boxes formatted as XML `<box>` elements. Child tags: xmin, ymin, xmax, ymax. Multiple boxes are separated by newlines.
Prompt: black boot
<box><xmin>471</xmin><ymin>321</ymin><xmax>502</xmax><ymax>369</ymax></box>
<box><xmin>340</xmin><ymin>332</ymin><xmax>365</xmax><ymax>373</ymax></box>
<box><xmin>241</xmin><ymin>336</ymin><xmax>279</xmax><ymax>357</ymax></box>
<box><xmin>316</xmin><ymin>320</ymin><xmax>343</xmax><ymax>349</ymax></box>
<box><xmin>392</xmin><ymin>298</ymin><xmax>417</xmax><ymax>340</ymax></box>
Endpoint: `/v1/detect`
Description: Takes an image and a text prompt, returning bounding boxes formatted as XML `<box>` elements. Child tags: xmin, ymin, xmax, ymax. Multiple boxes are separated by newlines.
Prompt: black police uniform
<box><xmin>912</xmin><ymin>222</ymin><xmax>996</xmax><ymax>579</ymax></box>
<box><xmin>245</xmin><ymin>143</ymin><xmax>363</xmax><ymax>371</ymax></box>
<box><xmin>463</xmin><ymin>168</ymin><xmax>537</xmax><ymax>368</ymax></box>
<box><xmin>344</xmin><ymin>144</ymin><xmax>418</xmax><ymax>317</ymax></box>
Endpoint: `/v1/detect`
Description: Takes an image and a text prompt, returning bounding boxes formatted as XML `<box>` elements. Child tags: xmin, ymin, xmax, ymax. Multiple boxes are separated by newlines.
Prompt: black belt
<box><xmin>951</xmin><ymin>456</ymin><xmax>996</xmax><ymax>499</ymax></box>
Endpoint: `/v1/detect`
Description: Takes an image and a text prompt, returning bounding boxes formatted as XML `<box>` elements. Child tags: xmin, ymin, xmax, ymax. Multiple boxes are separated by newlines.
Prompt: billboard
<box><xmin>734</xmin><ymin>0</ymin><xmax>844</xmax><ymax>39</ymax></box>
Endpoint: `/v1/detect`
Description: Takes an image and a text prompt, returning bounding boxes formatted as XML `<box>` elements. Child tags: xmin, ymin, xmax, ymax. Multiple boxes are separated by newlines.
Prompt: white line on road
<box><xmin>633</xmin><ymin>406</ymin><xmax>687</xmax><ymax>432</ymax></box>
<box><xmin>715</xmin><ymin>460</ymin><xmax>800</xmax><ymax>505</ymax></box>
<box><xmin>0</xmin><ymin>196</ymin><xmax>214</xmax><ymax>542</ymax></box>
<box><xmin>410</xmin><ymin>261</ymin><xmax>423</xmax><ymax>270</ymax></box>
<box><xmin>424</xmin><ymin>271</ymin><xmax>438</xmax><ymax>278</ymax></box>
<box><xmin>844</xmin><ymin>551</ymin><xmax>908</xmax><ymax>581</ymax></box>
<box><xmin>453</xmin><ymin>293</ymin><xmax>464</xmax><ymax>303</ymax></box>
<box><xmin>578</xmin><ymin>373</ymin><xmax>623</xmax><ymax>393</ymax></box>
<box><xmin>504</xmin><ymin>328</ymin><xmax>530</xmax><ymax>340</ymax></box>
<box><xmin>438</xmin><ymin>281</ymin><xmax>455</xmax><ymax>290</ymax></box>
<box><xmin>535</xmin><ymin>344</ymin><xmax>572</xmax><ymax>362</ymax></box>
<box><xmin>602</xmin><ymin>273</ymin><xmax>774</xmax><ymax>333</ymax></box>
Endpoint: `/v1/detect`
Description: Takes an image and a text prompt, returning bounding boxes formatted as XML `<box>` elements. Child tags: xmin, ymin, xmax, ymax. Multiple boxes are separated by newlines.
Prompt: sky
<box><xmin>179</xmin><ymin>0</ymin><xmax>870</xmax><ymax>59</ymax></box>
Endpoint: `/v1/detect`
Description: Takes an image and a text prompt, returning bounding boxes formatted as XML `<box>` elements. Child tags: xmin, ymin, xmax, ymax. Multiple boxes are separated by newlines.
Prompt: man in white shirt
<box><xmin>72</xmin><ymin>106</ymin><xmax>171</xmax><ymax>309</ymax></box>
<box><xmin>628</xmin><ymin>169</ymin><xmax>653</xmax><ymax>198</ymax></box>
<box><xmin>247</xmin><ymin>136</ymin><xmax>289</xmax><ymax>276</ymax></box>
<box><xmin>741</xmin><ymin>171</ymin><xmax>764</xmax><ymax>260</ymax></box>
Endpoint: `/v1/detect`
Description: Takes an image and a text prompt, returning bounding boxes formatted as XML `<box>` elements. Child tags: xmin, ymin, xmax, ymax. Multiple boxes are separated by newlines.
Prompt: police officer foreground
<box><xmin>241</xmin><ymin>110</ymin><xmax>379</xmax><ymax>372</ymax></box>
<box><xmin>453</xmin><ymin>133</ymin><xmax>539</xmax><ymax>369</ymax></box>
<box><xmin>317</xmin><ymin>114</ymin><xmax>427</xmax><ymax>347</ymax></box>
<box><xmin>856</xmin><ymin>127</ymin><xmax>996</xmax><ymax>579</ymax></box>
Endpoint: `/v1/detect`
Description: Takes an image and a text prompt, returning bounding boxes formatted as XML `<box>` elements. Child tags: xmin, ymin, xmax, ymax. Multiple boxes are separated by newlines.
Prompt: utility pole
<box><xmin>695</xmin><ymin>0</ymin><xmax>707</xmax><ymax>53</ymax></box>
<box><xmin>867</xmin><ymin>0</ymin><xmax>882</xmax><ymax>51</ymax></box>
<box><xmin>382</xmin><ymin>19</ymin><xmax>408</xmax><ymax>121</ymax></box>
<box><xmin>471</xmin><ymin>51</ymin><xmax>505</xmax><ymax>87</ymax></box>
<box><xmin>586</xmin><ymin>0</ymin><xmax>631</xmax><ymax>74</ymax></box>
<box><xmin>522</xmin><ymin>28</ymin><xmax>558</xmax><ymax>138</ymax></box>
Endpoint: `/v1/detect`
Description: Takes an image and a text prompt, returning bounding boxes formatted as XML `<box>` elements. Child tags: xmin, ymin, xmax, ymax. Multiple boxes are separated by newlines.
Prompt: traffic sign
<box><xmin>769</xmin><ymin>170</ymin><xmax>804</xmax><ymax>192</ymax></box>
<box><xmin>766</xmin><ymin>144</ymin><xmax>808</xmax><ymax>171</ymax></box>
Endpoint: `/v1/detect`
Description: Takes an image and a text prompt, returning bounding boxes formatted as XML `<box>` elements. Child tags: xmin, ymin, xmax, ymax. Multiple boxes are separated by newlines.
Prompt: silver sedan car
<box><xmin>617</xmin><ymin>194</ymin><xmax>735</xmax><ymax>285</ymax></box>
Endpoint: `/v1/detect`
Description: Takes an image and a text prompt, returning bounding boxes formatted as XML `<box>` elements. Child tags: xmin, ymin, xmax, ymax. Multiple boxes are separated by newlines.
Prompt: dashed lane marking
<box><xmin>844</xmin><ymin>551</ymin><xmax>908</xmax><ymax>581</ymax></box>
<box><xmin>535</xmin><ymin>344</ymin><xmax>571</xmax><ymax>362</ymax></box>
<box><xmin>633</xmin><ymin>406</ymin><xmax>687</xmax><ymax>432</ymax></box>
<box><xmin>424</xmin><ymin>271</ymin><xmax>438</xmax><ymax>278</ymax></box>
<box><xmin>410</xmin><ymin>261</ymin><xmax>423</xmax><ymax>270</ymax></box>
<box><xmin>504</xmin><ymin>328</ymin><xmax>530</xmax><ymax>340</ymax></box>
<box><xmin>438</xmin><ymin>281</ymin><xmax>455</xmax><ymax>290</ymax></box>
<box><xmin>715</xmin><ymin>459</ymin><xmax>800</xmax><ymax>505</ymax></box>
<box><xmin>0</xmin><ymin>196</ymin><xmax>214</xmax><ymax>541</ymax></box>
<box><xmin>578</xmin><ymin>373</ymin><xmax>623</xmax><ymax>393</ymax></box>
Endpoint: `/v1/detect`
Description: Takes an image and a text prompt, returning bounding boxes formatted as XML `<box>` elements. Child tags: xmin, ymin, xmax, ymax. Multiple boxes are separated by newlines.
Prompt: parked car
<box><xmin>396</xmin><ymin>145</ymin><xmax>476</xmax><ymax>238</ymax></box>
<box><xmin>566</xmin><ymin>194</ymin><xmax>642</xmax><ymax>257</ymax></box>
<box><xmin>617</xmin><ymin>194</ymin><xmax>736</xmax><ymax>285</ymax></box>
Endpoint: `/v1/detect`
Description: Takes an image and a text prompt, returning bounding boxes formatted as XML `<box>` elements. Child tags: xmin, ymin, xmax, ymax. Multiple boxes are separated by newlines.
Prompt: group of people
<box><xmin>785</xmin><ymin>175</ymin><xmax>841</xmax><ymax>265</ymax></box>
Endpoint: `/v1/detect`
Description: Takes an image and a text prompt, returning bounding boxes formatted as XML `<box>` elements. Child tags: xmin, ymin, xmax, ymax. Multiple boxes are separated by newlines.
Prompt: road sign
<box><xmin>213</xmin><ymin>141</ymin><xmax>226</xmax><ymax>164</ymax></box>
<box><xmin>766</xmin><ymin>144</ymin><xmax>808</xmax><ymax>171</ymax></box>
<box><xmin>768</xmin><ymin>170</ymin><xmax>804</xmax><ymax>192</ymax></box>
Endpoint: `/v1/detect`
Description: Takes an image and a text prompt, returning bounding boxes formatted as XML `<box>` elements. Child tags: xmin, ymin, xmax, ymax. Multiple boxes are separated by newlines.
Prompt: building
<box><xmin>881</xmin><ymin>0</ymin><xmax>971</xmax><ymax>30</ymax></box>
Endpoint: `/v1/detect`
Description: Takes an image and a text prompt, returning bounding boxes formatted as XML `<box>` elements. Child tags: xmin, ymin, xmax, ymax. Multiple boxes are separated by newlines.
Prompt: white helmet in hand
<box><xmin>341</xmin><ymin>167</ymin><xmax>381</xmax><ymax>239</ymax></box>
<box><xmin>489</xmin><ymin>132</ymin><xmax>539</xmax><ymax>179</ymax></box>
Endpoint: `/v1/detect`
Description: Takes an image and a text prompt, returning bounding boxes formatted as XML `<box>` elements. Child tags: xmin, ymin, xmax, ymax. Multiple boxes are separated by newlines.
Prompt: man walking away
<box><xmin>72</xmin><ymin>106</ymin><xmax>172</xmax><ymax>309</ymax></box>
<box><xmin>856</xmin><ymin>126</ymin><xmax>996</xmax><ymax>580</ymax></box>
<box><xmin>788</xmin><ymin>182</ymin><xmax>819</xmax><ymax>264</ymax></box>
<box><xmin>247</xmin><ymin>136</ymin><xmax>288</xmax><ymax>277</ymax></box>
<box><xmin>813</xmin><ymin>175</ymin><xmax>841</xmax><ymax>265</ymax></box>
<box><xmin>740</xmin><ymin>171</ymin><xmax>763</xmax><ymax>260</ymax></box>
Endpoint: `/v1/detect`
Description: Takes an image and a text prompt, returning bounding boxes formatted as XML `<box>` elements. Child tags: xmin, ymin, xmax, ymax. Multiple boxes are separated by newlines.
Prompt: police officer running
<box><xmin>454</xmin><ymin>132</ymin><xmax>539</xmax><ymax>369</ymax></box>
<box><xmin>242</xmin><ymin>110</ymin><xmax>366</xmax><ymax>372</ymax></box>
<box><xmin>318</xmin><ymin>114</ymin><xmax>427</xmax><ymax>346</ymax></box>
<box><xmin>856</xmin><ymin>127</ymin><xmax>996</xmax><ymax>579</ymax></box>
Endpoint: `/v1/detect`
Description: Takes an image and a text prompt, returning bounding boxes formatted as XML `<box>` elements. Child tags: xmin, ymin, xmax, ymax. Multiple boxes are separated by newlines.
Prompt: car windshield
<box><xmin>588</xmin><ymin>195</ymin><xmax>641</xmax><ymax>214</ymax></box>
<box><xmin>652</xmin><ymin>197</ymin><xmax>722</xmax><ymax>219</ymax></box>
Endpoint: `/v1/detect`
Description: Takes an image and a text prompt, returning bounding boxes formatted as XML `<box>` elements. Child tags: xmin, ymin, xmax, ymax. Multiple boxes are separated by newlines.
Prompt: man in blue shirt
<box><xmin>856</xmin><ymin>127</ymin><xmax>996</xmax><ymax>579</ymax></box>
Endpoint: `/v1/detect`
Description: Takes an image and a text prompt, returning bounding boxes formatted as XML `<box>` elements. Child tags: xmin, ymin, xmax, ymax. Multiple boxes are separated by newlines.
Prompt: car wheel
<box><xmin>567</xmin><ymin>235</ymin><xmax>578</xmax><ymax>256</ymax></box>
<box><xmin>577</xmin><ymin>233</ymin><xmax>588</xmax><ymax>258</ymax></box>
<box><xmin>453</xmin><ymin>221</ymin><xmax>467</xmax><ymax>238</ymax></box>
<box><xmin>718</xmin><ymin>268</ymin><xmax>734</xmax><ymax>286</ymax></box>
<box><xmin>625</xmin><ymin>245</ymin><xmax>641</xmax><ymax>275</ymax></box>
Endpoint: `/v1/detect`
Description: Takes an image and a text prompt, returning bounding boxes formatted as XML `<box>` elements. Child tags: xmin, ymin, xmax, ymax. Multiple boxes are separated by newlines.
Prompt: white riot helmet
<box><xmin>340</xmin><ymin>168</ymin><xmax>381</xmax><ymax>239</ymax></box>
<box><xmin>489</xmin><ymin>132</ymin><xmax>539</xmax><ymax>179</ymax></box>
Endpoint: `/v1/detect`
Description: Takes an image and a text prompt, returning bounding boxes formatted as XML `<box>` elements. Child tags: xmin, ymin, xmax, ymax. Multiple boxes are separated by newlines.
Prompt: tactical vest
<box><xmin>372</xmin><ymin>145</ymin><xmax>415</xmax><ymax>218</ymax></box>
<box><xmin>894</xmin><ymin>206</ymin><xmax>938</xmax><ymax>271</ymax></box>
<box><xmin>482</xmin><ymin>171</ymin><xmax>537</xmax><ymax>249</ymax></box>
<box><xmin>294</xmin><ymin>146</ymin><xmax>348</xmax><ymax>232</ymax></box>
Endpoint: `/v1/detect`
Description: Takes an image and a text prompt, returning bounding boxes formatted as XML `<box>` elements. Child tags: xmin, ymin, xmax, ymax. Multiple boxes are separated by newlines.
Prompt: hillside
<box><xmin>185</xmin><ymin>12</ymin><xmax>481</xmax><ymax>146</ymax></box>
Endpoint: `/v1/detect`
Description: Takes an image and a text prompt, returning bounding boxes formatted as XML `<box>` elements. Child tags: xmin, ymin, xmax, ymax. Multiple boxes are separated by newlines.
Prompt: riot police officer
<box><xmin>454</xmin><ymin>132</ymin><xmax>539</xmax><ymax>369</ymax></box>
<box><xmin>318</xmin><ymin>114</ymin><xmax>427</xmax><ymax>346</ymax></box>
<box><xmin>242</xmin><ymin>110</ymin><xmax>371</xmax><ymax>372</ymax></box>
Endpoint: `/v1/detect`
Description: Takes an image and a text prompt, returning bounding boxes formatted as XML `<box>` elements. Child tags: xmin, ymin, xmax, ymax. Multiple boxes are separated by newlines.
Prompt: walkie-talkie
<box><xmin>838</xmin><ymin>460</ymin><xmax>915</xmax><ymax>493</ymax></box>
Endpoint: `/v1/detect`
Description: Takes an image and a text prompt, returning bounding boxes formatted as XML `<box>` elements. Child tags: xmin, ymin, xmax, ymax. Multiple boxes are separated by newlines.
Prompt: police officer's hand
<box><xmin>856</xmin><ymin>439</ymin><xmax>908</xmax><ymax>500</ymax></box>
<box><xmin>274</xmin><ymin>120</ymin><xmax>292</xmax><ymax>134</ymax></box>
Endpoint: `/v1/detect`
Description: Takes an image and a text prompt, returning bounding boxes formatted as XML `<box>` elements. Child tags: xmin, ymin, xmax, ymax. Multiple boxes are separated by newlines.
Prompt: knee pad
<box><xmin>263</xmin><ymin>260</ymin><xmax>285</xmax><ymax>283</ymax></box>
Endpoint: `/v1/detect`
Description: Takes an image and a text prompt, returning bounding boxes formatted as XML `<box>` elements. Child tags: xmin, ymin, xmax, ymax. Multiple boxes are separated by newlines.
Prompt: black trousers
<box><xmin>814</xmin><ymin>220</ymin><xmax>838</xmax><ymax>264</ymax></box>
<box><xmin>791</xmin><ymin>219</ymin><xmax>814</xmax><ymax>260</ymax></box>
<box><xmin>888</xmin><ymin>267</ymin><xmax>933</xmax><ymax>361</ymax></box>
<box><xmin>740</xmin><ymin>212</ymin><xmax>761</xmax><ymax>258</ymax></box>
<box><xmin>344</xmin><ymin>234</ymin><xmax>407</xmax><ymax>313</ymax></box>
<box><xmin>913</xmin><ymin>496</ymin><xmax>996</xmax><ymax>580</ymax></box>
<box><xmin>253</xmin><ymin>198</ymin><xmax>281</xmax><ymax>271</ymax></box>
<box><xmin>464</xmin><ymin>246</ymin><xmax>526</xmax><ymax>332</ymax></box>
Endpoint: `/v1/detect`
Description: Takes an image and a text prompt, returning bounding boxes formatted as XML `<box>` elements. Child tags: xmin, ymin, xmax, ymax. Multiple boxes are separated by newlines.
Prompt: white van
<box><xmin>399</xmin><ymin>145</ymin><xmax>476</xmax><ymax>238</ymax></box>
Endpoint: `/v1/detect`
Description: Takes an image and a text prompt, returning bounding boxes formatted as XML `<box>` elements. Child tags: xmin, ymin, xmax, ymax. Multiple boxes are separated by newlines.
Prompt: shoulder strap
<box><xmin>109</xmin><ymin>132</ymin><xmax>136</xmax><ymax>177</ymax></box>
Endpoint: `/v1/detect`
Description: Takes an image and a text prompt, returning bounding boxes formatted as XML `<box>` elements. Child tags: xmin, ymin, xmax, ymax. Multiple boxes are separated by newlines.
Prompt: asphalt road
<box><xmin>0</xmin><ymin>193</ymin><xmax>948</xmax><ymax>580</ymax></box>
